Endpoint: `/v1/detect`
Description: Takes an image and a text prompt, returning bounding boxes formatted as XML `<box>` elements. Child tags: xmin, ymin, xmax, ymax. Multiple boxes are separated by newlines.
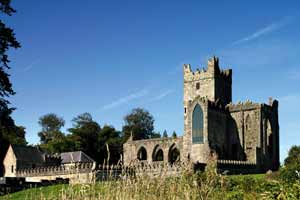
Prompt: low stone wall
<box><xmin>217</xmin><ymin>160</ymin><xmax>258</xmax><ymax>174</ymax></box>
<box><xmin>16</xmin><ymin>163</ymin><xmax>96</xmax><ymax>184</ymax></box>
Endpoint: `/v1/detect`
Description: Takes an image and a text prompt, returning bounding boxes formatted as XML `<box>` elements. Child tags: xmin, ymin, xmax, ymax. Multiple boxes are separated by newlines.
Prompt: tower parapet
<box><xmin>183</xmin><ymin>57</ymin><xmax>232</xmax><ymax>106</ymax></box>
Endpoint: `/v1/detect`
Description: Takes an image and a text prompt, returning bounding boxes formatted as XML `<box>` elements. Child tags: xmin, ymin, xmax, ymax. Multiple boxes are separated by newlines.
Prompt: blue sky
<box><xmin>3</xmin><ymin>1</ymin><xmax>300</xmax><ymax>162</ymax></box>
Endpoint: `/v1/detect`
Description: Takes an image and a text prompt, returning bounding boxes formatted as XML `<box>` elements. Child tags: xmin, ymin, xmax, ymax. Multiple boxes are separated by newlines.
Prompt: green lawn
<box><xmin>0</xmin><ymin>173</ymin><xmax>298</xmax><ymax>200</ymax></box>
<box><xmin>0</xmin><ymin>184</ymin><xmax>67</xmax><ymax>200</ymax></box>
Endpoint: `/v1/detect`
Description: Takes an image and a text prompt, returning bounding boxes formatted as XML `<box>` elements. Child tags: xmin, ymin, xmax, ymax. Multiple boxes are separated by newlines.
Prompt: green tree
<box><xmin>98</xmin><ymin>125</ymin><xmax>122</xmax><ymax>164</ymax></box>
<box><xmin>284</xmin><ymin>145</ymin><xmax>300</xmax><ymax>167</ymax></box>
<box><xmin>122</xmin><ymin>108</ymin><xmax>155</xmax><ymax>141</ymax></box>
<box><xmin>172</xmin><ymin>131</ymin><xmax>177</xmax><ymax>138</ymax></box>
<box><xmin>0</xmin><ymin>0</ymin><xmax>21</xmax><ymax>176</ymax></box>
<box><xmin>0</xmin><ymin>0</ymin><xmax>20</xmax><ymax>135</ymax></box>
<box><xmin>68</xmin><ymin>113</ymin><xmax>101</xmax><ymax>161</ymax></box>
<box><xmin>163</xmin><ymin>130</ymin><xmax>168</xmax><ymax>138</ymax></box>
<box><xmin>38</xmin><ymin>113</ymin><xmax>65</xmax><ymax>144</ymax></box>
<box><xmin>39</xmin><ymin>134</ymin><xmax>75</xmax><ymax>154</ymax></box>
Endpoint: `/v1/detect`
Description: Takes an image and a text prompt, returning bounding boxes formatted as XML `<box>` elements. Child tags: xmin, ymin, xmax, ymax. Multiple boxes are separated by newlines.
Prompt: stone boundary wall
<box><xmin>217</xmin><ymin>159</ymin><xmax>258</xmax><ymax>174</ymax></box>
<box><xmin>16</xmin><ymin>163</ymin><xmax>95</xmax><ymax>177</ymax></box>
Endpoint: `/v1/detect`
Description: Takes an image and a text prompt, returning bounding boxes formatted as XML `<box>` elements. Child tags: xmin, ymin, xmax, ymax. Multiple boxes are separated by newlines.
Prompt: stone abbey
<box><xmin>124</xmin><ymin>56</ymin><xmax>280</xmax><ymax>173</ymax></box>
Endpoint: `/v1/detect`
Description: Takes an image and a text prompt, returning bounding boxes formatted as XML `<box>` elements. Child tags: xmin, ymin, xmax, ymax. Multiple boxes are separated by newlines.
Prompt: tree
<box><xmin>38</xmin><ymin>113</ymin><xmax>65</xmax><ymax>144</ymax></box>
<box><xmin>284</xmin><ymin>145</ymin><xmax>300</xmax><ymax>167</ymax></box>
<box><xmin>122</xmin><ymin>108</ymin><xmax>155</xmax><ymax>141</ymax></box>
<box><xmin>39</xmin><ymin>134</ymin><xmax>75</xmax><ymax>154</ymax></box>
<box><xmin>280</xmin><ymin>145</ymin><xmax>300</xmax><ymax>183</ymax></box>
<box><xmin>98</xmin><ymin>125</ymin><xmax>122</xmax><ymax>164</ymax></box>
<box><xmin>163</xmin><ymin>130</ymin><xmax>168</xmax><ymax>138</ymax></box>
<box><xmin>68</xmin><ymin>113</ymin><xmax>101</xmax><ymax>161</ymax></box>
<box><xmin>172</xmin><ymin>131</ymin><xmax>177</xmax><ymax>138</ymax></box>
<box><xmin>0</xmin><ymin>0</ymin><xmax>21</xmax><ymax>136</ymax></box>
<box><xmin>152</xmin><ymin>132</ymin><xmax>161</xmax><ymax>138</ymax></box>
<box><xmin>0</xmin><ymin>0</ymin><xmax>21</xmax><ymax>176</ymax></box>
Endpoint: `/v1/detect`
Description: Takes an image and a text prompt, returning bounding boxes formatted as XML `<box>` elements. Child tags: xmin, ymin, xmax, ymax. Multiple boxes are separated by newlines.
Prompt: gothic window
<box><xmin>153</xmin><ymin>149</ymin><xmax>164</xmax><ymax>161</ymax></box>
<box><xmin>137</xmin><ymin>147</ymin><xmax>147</xmax><ymax>161</ymax></box>
<box><xmin>152</xmin><ymin>145</ymin><xmax>164</xmax><ymax>161</ymax></box>
<box><xmin>192</xmin><ymin>104</ymin><xmax>204</xmax><ymax>143</ymax></box>
<box><xmin>245</xmin><ymin>115</ymin><xmax>251</xmax><ymax>131</ymax></box>
<box><xmin>168</xmin><ymin>144</ymin><xmax>180</xmax><ymax>164</ymax></box>
<box><xmin>184</xmin><ymin>107</ymin><xmax>186</xmax><ymax>114</ymax></box>
<box><xmin>266</xmin><ymin>119</ymin><xmax>273</xmax><ymax>157</ymax></box>
<box><xmin>196</xmin><ymin>82</ymin><xmax>200</xmax><ymax>90</ymax></box>
<box><xmin>11</xmin><ymin>165</ymin><xmax>14</xmax><ymax>173</ymax></box>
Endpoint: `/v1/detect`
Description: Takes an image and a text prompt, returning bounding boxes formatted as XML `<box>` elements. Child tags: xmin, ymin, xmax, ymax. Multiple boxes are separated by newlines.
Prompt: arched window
<box><xmin>192</xmin><ymin>104</ymin><xmax>204</xmax><ymax>143</ymax></box>
<box><xmin>152</xmin><ymin>145</ymin><xmax>164</xmax><ymax>161</ymax></box>
<box><xmin>267</xmin><ymin>119</ymin><xmax>273</xmax><ymax>157</ymax></box>
<box><xmin>245</xmin><ymin>115</ymin><xmax>251</xmax><ymax>131</ymax></box>
<box><xmin>168</xmin><ymin>144</ymin><xmax>180</xmax><ymax>164</ymax></box>
<box><xmin>137</xmin><ymin>147</ymin><xmax>147</xmax><ymax>160</ymax></box>
<box><xmin>154</xmin><ymin>149</ymin><xmax>164</xmax><ymax>161</ymax></box>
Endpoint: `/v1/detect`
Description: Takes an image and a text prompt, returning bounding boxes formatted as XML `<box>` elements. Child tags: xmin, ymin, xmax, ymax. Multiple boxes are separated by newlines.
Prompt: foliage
<box><xmin>68</xmin><ymin>113</ymin><xmax>101</xmax><ymax>161</ymax></box>
<box><xmin>172</xmin><ymin>131</ymin><xmax>177</xmax><ymax>138</ymax></box>
<box><xmin>162</xmin><ymin>130</ymin><xmax>168</xmax><ymax>138</ymax></box>
<box><xmin>2</xmin><ymin>166</ymin><xmax>300</xmax><ymax>200</ymax></box>
<box><xmin>0</xmin><ymin>0</ymin><xmax>20</xmax><ymax>135</ymax></box>
<box><xmin>122</xmin><ymin>108</ymin><xmax>155</xmax><ymax>141</ymax></box>
<box><xmin>0</xmin><ymin>0</ymin><xmax>23</xmax><ymax>176</ymax></box>
<box><xmin>284</xmin><ymin>145</ymin><xmax>300</xmax><ymax>167</ymax></box>
<box><xmin>97</xmin><ymin>125</ymin><xmax>122</xmax><ymax>164</ymax></box>
<box><xmin>38</xmin><ymin>113</ymin><xmax>65</xmax><ymax>144</ymax></box>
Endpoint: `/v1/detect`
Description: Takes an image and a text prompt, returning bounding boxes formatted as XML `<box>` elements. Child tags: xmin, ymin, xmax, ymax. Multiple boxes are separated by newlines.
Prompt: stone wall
<box><xmin>123</xmin><ymin>137</ymin><xmax>183</xmax><ymax>166</ymax></box>
<box><xmin>16</xmin><ymin>163</ymin><xmax>96</xmax><ymax>184</ymax></box>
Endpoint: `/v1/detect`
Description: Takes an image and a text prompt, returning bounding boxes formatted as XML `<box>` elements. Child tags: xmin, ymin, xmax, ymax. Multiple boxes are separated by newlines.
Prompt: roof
<box><xmin>60</xmin><ymin>151</ymin><xmax>95</xmax><ymax>164</ymax></box>
<box><xmin>11</xmin><ymin>144</ymin><xmax>45</xmax><ymax>163</ymax></box>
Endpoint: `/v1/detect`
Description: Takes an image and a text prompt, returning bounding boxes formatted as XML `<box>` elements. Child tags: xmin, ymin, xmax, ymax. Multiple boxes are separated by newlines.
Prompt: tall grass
<box><xmin>2</xmin><ymin>159</ymin><xmax>300</xmax><ymax>200</ymax></box>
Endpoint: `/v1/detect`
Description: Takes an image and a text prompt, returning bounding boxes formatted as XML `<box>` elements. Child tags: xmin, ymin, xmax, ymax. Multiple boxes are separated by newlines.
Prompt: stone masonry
<box><xmin>123</xmin><ymin>56</ymin><xmax>280</xmax><ymax>173</ymax></box>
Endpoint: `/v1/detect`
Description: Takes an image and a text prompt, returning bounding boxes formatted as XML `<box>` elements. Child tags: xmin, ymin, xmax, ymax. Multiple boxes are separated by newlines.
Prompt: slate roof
<box><xmin>60</xmin><ymin>151</ymin><xmax>95</xmax><ymax>164</ymax></box>
<box><xmin>11</xmin><ymin>144</ymin><xmax>45</xmax><ymax>163</ymax></box>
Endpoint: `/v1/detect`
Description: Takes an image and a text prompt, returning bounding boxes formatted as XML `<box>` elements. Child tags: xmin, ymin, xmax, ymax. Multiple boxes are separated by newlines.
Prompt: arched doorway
<box><xmin>137</xmin><ymin>147</ymin><xmax>147</xmax><ymax>161</ymax></box>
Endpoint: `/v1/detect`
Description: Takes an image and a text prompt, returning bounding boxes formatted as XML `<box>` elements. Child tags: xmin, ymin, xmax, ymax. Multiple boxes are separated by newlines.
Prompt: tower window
<box><xmin>184</xmin><ymin>107</ymin><xmax>186</xmax><ymax>114</ymax></box>
<box><xmin>11</xmin><ymin>165</ymin><xmax>14</xmax><ymax>173</ymax></box>
<box><xmin>192</xmin><ymin>104</ymin><xmax>204</xmax><ymax>143</ymax></box>
<box><xmin>196</xmin><ymin>82</ymin><xmax>200</xmax><ymax>90</ymax></box>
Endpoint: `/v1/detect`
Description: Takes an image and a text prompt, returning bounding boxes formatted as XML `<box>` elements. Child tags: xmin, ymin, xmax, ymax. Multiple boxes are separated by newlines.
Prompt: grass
<box><xmin>1</xmin><ymin>162</ymin><xmax>299</xmax><ymax>200</ymax></box>
<box><xmin>0</xmin><ymin>174</ymin><xmax>268</xmax><ymax>200</ymax></box>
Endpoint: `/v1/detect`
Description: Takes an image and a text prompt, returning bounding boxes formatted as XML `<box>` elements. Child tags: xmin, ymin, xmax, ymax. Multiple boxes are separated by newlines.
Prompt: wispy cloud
<box><xmin>232</xmin><ymin>16</ymin><xmax>294</xmax><ymax>46</ymax></box>
<box><xmin>151</xmin><ymin>89</ymin><xmax>174</xmax><ymax>102</ymax></box>
<box><xmin>287</xmin><ymin>69</ymin><xmax>300</xmax><ymax>80</ymax></box>
<box><xmin>22</xmin><ymin>59</ymin><xmax>40</xmax><ymax>72</ymax></box>
<box><xmin>102</xmin><ymin>88</ymin><xmax>149</xmax><ymax>110</ymax></box>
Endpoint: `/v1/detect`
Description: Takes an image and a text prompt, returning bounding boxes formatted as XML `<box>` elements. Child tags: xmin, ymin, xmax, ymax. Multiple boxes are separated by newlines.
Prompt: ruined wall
<box><xmin>227</xmin><ymin>102</ymin><xmax>262</xmax><ymax>163</ymax></box>
<box><xmin>123</xmin><ymin>137</ymin><xmax>183</xmax><ymax>166</ymax></box>
<box><xmin>260</xmin><ymin>100</ymin><xmax>280</xmax><ymax>171</ymax></box>
<box><xmin>207</xmin><ymin>107</ymin><xmax>227</xmax><ymax>159</ymax></box>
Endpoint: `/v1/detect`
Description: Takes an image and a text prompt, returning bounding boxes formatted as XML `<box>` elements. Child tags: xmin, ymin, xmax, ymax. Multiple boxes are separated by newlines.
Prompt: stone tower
<box><xmin>183</xmin><ymin>56</ymin><xmax>232</xmax><ymax>163</ymax></box>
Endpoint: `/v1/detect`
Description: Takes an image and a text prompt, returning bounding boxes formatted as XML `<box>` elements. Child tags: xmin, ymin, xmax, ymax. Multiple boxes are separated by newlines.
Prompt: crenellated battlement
<box><xmin>183</xmin><ymin>56</ymin><xmax>232</xmax><ymax>82</ymax></box>
<box><xmin>16</xmin><ymin>163</ymin><xmax>95</xmax><ymax>177</ymax></box>
<box><xmin>226</xmin><ymin>100</ymin><xmax>261</xmax><ymax>112</ymax></box>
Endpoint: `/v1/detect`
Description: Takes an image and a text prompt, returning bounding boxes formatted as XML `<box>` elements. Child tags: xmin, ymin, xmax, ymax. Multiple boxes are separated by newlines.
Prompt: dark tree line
<box><xmin>0</xmin><ymin>0</ymin><xmax>26</xmax><ymax>176</ymax></box>
<box><xmin>37</xmin><ymin>108</ymin><xmax>167</xmax><ymax>165</ymax></box>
